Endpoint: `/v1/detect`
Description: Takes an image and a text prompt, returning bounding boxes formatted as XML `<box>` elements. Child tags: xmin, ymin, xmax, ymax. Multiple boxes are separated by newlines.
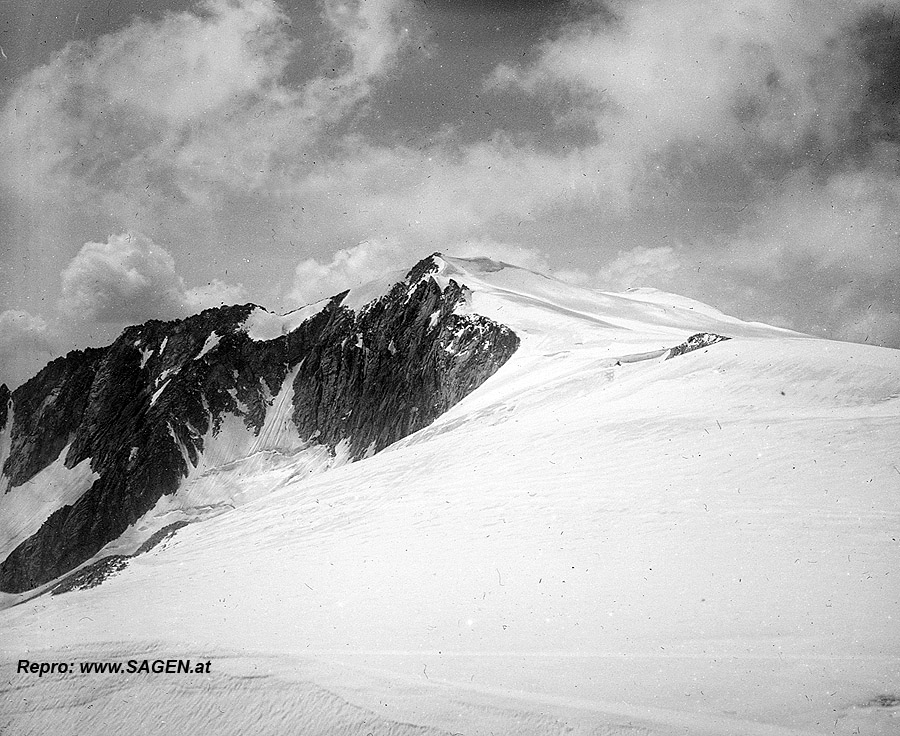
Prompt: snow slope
<box><xmin>1</xmin><ymin>256</ymin><xmax>898</xmax><ymax>735</ymax></box>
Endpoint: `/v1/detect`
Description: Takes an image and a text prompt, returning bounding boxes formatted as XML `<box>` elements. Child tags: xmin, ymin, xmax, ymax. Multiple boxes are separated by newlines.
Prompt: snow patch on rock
<box><xmin>195</xmin><ymin>332</ymin><xmax>221</xmax><ymax>360</ymax></box>
<box><xmin>0</xmin><ymin>447</ymin><xmax>98</xmax><ymax>561</ymax></box>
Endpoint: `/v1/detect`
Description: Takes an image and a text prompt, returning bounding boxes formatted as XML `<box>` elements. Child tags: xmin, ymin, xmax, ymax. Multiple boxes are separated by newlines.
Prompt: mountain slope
<box><xmin>0</xmin><ymin>257</ymin><xmax>518</xmax><ymax>592</ymax></box>
<box><xmin>1</xmin><ymin>255</ymin><xmax>898</xmax><ymax>736</ymax></box>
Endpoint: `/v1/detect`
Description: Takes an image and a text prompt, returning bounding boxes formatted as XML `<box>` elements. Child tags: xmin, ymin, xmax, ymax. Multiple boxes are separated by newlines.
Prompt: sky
<box><xmin>0</xmin><ymin>0</ymin><xmax>898</xmax><ymax>387</ymax></box>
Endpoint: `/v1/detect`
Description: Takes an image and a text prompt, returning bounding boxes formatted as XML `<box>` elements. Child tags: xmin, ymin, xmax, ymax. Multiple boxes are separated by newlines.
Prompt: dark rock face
<box><xmin>0</xmin><ymin>383</ymin><xmax>9</xmax><ymax>434</ymax></box>
<box><xmin>666</xmin><ymin>332</ymin><xmax>731</xmax><ymax>359</ymax></box>
<box><xmin>289</xmin><ymin>265</ymin><xmax>520</xmax><ymax>458</ymax></box>
<box><xmin>2</xmin><ymin>348</ymin><xmax>105</xmax><ymax>489</ymax></box>
<box><xmin>0</xmin><ymin>256</ymin><xmax>519</xmax><ymax>592</ymax></box>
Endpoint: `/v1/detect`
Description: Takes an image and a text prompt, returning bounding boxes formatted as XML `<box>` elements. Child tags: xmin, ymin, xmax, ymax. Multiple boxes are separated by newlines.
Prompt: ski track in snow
<box><xmin>1</xmin><ymin>258</ymin><xmax>898</xmax><ymax>735</ymax></box>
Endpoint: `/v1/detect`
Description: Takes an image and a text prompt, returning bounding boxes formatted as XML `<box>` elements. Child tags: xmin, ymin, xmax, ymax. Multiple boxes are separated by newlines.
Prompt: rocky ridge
<box><xmin>0</xmin><ymin>254</ymin><xmax>520</xmax><ymax>593</ymax></box>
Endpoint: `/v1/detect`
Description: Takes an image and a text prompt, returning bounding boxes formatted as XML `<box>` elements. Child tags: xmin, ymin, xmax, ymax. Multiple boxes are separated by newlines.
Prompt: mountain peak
<box><xmin>0</xmin><ymin>258</ymin><xmax>520</xmax><ymax>593</ymax></box>
<box><xmin>0</xmin><ymin>251</ymin><xmax>818</xmax><ymax>594</ymax></box>
<box><xmin>3</xmin><ymin>251</ymin><xmax>898</xmax><ymax>735</ymax></box>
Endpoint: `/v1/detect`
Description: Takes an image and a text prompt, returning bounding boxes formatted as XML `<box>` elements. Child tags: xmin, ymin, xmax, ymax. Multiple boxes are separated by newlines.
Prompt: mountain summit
<box><xmin>1</xmin><ymin>254</ymin><xmax>898</xmax><ymax>736</ymax></box>
<box><xmin>0</xmin><ymin>254</ymin><xmax>521</xmax><ymax>592</ymax></box>
<box><xmin>0</xmin><ymin>253</ymin><xmax>776</xmax><ymax>595</ymax></box>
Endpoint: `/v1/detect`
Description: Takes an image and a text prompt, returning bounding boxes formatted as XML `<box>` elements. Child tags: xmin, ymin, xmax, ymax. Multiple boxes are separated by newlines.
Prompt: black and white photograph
<box><xmin>0</xmin><ymin>1</ymin><xmax>898</xmax><ymax>733</ymax></box>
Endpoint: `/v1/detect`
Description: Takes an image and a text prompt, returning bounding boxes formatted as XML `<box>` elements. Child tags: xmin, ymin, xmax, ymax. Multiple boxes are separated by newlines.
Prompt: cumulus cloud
<box><xmin>59</xmin><ymin>232</ymin><xmax>246</xmax><ymax>324</ymax></box>
<box><xmin>60</xmin><ymin>233</ymin><xmax>187</xmax><ymax>323</ymax></box>
<box><xmin>0</xmin><ymin>311</ymin><xmax>55</xmax><ymax>388</ymax></box>
<box><xmin>286</xmin><ymin>238</ymin><xmax>408</xmax><ymax>307</ymax></box>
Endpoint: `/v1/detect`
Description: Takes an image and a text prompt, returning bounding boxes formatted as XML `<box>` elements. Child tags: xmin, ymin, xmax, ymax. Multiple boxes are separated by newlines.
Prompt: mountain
<box><xmin>0</xmin><ymin>255</ymin><xmax>518</xmax><ymax>593</ymax></box>
<box><xmin>1</xmin><ymin>254</ymin><xmax>897</xmax><ymax>736</ymax></box>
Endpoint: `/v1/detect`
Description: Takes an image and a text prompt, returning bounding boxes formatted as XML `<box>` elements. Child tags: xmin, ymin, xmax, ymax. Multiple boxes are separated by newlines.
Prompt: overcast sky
<box><xmin>1</xmin><ymin>0</ymin><xmax>898</xmax><ymax>386</ymax></box>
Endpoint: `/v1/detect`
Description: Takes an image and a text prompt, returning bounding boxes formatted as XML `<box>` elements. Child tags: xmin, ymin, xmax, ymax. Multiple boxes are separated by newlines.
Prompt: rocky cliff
<box><xmin>0</xmin><ymin>384</ymin><xmax>9</xmax><ymax>435</ymax></box>
<box><xmin>0</xmin><ymin>255</ymin><xmax>519</xmax><ymax>593</ymax></box>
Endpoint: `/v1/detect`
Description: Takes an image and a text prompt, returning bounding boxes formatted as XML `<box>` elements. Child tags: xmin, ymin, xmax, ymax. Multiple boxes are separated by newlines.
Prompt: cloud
<box><xmin>0</xmin><ymin>0</ymin><xmax>418</xmax><ymax>203</ymax></box>
<box><xmin>92</xmin><ymin>0</ymin><xmax>293</xmax><ymax>128</ymax></box>
<box><xmin>0</xmin><ymin>310</ymin><xmax>55</xmax><ymax>388</ymax></box>
<box><xmin>286</xmin><ymin>237</ymin><xmax>408</xmax><ymax>307</ymax></box>
<box><xmin>494</xmin><ymin>1</ymin><xmax>892</xmax><ymax>161</ymax></box>
<box><xmin>450</xmin><ymin>240</ymin><xmax>554</xmax><ymax>273</ymax></box>
<box><xmin>1</xmin><ymin>231</ymin><xmax>248</xmax><ymax>385</ymax></box>
<box><xmin>311</xmin><ymin>0</ymin><xmax>417</xmax><ymax>108</ymax></box>
<box><xmin>0</xmin><ymin>0</ymin><xmax>426</xmax><ymax>332</ymax></box>
<box><xmin>0</xmin><ymin>0</ymin><xmax>295</xmax><ymax>200</ymax></box>
<box><xmin>733</xmin><ymin>168</ymin><xmax>900</xmax><ymax>276</ymax></box>
<box><xmin>447</xmin><ymin>238</ymin><xmax>592</xmax><ymax>284</ymax></box>
<box><xmin>596</xmin><ymin>245</ymin><xmax>683</xmax><ymax>291</ymax></box>
<box><xmin>59</xmin><ymin>232</ymin><xmax>247</xmax><ymax>324</ymax></box>
<box><xmin>60</xmin><ymin>233</ymin><xmax>187</xmax><ymax>323</ymax></box>
<box><xmin>716</xmin><ymin>167</ymin><xmax>900</xmax><ymax>344</ymax></box>
<box><xmin>837</xmin><ymin>304</ymin><xmax>900</xmax><ymax>347</ymax></box>
<box><xmin>582</xmin><ymin>166</ymin><xmax>900</xmax><ymax>346</ymax></box>
<box><xmin>2</xmin><ymin>0</ymin><xmax>898</xmax><ymax>353</ymax></box>
<box><xmin>294</xmin><ymin>137</ymin><xmax>630</xmax><ymax>249</ymax></box>
<box><xmin>484</xmin><ymin>0</ymin><xmax>900</xmax><ymax>347</ymax></box>
<box><xmin>284</xmin><ymin>236</ymin><xmax>590</xmax><ymax>309</ymax></box>
<box><xmin>185</xmin><ymin>280</ymin><xmax>251</xmax><ymax>312</ymax></box>
<box><xmin>285</xmin><ymin>0</ymin><xmax>900</xmax><ymax>263</ymax></box>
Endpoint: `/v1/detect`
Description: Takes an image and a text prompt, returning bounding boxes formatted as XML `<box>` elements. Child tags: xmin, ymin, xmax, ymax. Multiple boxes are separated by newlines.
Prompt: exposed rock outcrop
<box><xmin>3</xmin><ymin>348</ymin><xmax>105</xmax><ymax>488</ymax></box>
<box><xmin>0</xmin><ymin>383</ymin><xmax>9</xmax><ymax>434</ymax></box>
<box><xmin>666</xmin><ymin>332</ymin><xmax>731</xmax><ymax>359</ymax></box>
<box><xmin>0</xmin><ymin>256</ymin><xmax>519</xmax><ymax>593</ymax></box>
<box><xmin>49</xmin><ymin>520</ymin><xmax>192</xmax><ymax>596</ymax></box>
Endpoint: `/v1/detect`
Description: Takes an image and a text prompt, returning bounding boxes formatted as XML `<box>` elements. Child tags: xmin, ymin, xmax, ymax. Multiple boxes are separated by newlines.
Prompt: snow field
<box><xmin>1</xmin><ymin>257</ymin><xmax>898</xmax><ymax>734</ymax></box>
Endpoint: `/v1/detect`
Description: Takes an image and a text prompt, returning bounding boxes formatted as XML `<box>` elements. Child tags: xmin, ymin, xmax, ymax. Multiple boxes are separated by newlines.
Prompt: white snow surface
<box><xmin>243</xmin><ymin>304</ymin><xmax>330</xmax><ymax>341</ymax></box>
<box><xmin>103</xmin><ymin>365</ymin><xmax>354</xmax><ymax>561</ymax></box>
<box><xmin>148</xmin><ymin>377</ymin><xmax>170</xmax><ymax>407</ymax></box>
<box><xmin>195</xmin><ymin>331</ymin><xmax>221</xmax><ymax>360</ymax></box>
<box><xmin>1</xmin><ymin>256</ymin><xmax>898</xmax><ymax>735</ymax></box>
<box><xmin>241</xmin><ymin>267</ymin><xmax>410</xmax><ymax>341</ymax></box>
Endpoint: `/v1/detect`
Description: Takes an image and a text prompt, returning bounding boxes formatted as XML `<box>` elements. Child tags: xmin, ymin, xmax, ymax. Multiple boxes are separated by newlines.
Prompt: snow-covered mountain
<box><xmin>0</xmin><ymin>255</ymin><xmax>518</xmax><ymax>593</ymax></box>
<box><xmin>1</xmin><ymin>254</ymin><xmax>898</xmax><ymax>736</ymax></box>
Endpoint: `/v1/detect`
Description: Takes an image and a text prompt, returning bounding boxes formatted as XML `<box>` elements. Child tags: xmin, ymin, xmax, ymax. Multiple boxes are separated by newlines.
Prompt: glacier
<box><xmin>0</xmin><ymin>254</ymin><xmax>898</xmax><ymax>735</ymax></box>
